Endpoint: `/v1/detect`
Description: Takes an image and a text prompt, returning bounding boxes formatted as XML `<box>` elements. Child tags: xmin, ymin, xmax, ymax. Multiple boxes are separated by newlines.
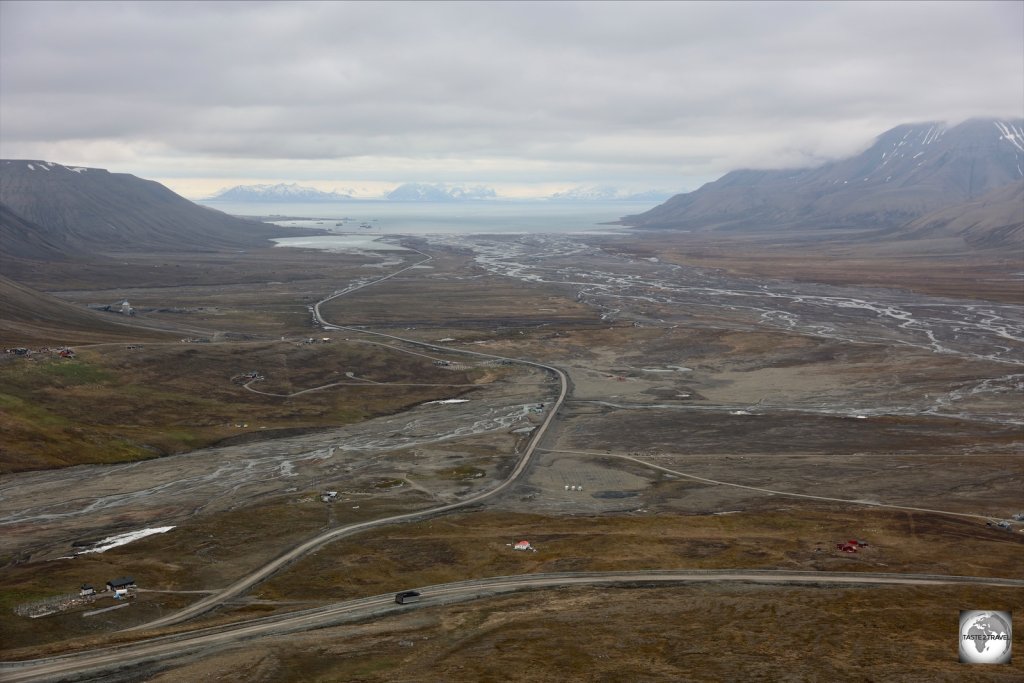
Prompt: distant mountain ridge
<box><xmin>547</xmin><ymin>186</ymin><xmax>675</xmax><ymax>202</ymax></box>
<box><xmin>624</xmin><ymin>118</ymin><xmax>1024</xmax><ymax>235</ymax></box>
<box><xmin>205</xmin><ymin>181</ymin><xmax>673</xmax><ymax>203</ymax></box>
<box><xmin>0</xmin><ymin>160</ymin><xmax>295</xmax><ymax>258</ymax></box>
<box><xmin>385</xmin><ymin>183</ymin><xmax>497</xmax><ymax>202</ymax></box>
<box><xmin>206</xmin><ymin>183</ymin><xmax>354</xmax><ymax>202</ymax></box>
<box><xmin>206</xmin><ymin>181</ymin><xmax>503</xmax><ymax>202</ymax></box>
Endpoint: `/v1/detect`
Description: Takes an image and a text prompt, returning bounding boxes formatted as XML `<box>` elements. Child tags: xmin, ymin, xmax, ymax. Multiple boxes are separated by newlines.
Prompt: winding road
<box><xmin>131</xmin><ymin>244</ymin><xmax>570</xmax><ymax>631</ymax></box>
<box><xmin>5</xmin><ymin>570</ymin><xmax>1022</xmax><ymax>682</ymax></box>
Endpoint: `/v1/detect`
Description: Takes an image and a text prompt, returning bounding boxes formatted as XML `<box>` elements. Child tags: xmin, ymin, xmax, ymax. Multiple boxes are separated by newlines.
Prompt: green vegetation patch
<box><xmin>1</xmin><ymin>340</ymin><xmax>509</xmax><ymax>473</ymax></box>
<box><xmin>0</xmin><ymin>357</ymin><xmax>113</xmax><ymax>391</ymax></box>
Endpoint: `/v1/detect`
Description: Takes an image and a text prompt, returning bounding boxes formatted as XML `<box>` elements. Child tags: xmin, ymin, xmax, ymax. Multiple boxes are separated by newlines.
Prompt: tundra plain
<box><xmin>1</xmin><ymin>229</ymin><xmax>1021</xmax><ymax>680</ymax></box>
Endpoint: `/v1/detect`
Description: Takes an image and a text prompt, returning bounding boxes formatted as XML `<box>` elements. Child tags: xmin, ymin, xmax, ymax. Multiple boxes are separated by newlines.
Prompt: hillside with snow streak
<box><xmin>624</xmin><ymin>118</ymin><xmax>1024</xmax><ymax>235</ymax></box>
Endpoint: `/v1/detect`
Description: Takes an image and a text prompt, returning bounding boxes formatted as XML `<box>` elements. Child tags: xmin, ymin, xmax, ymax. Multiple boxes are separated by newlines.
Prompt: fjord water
<box><xmin>199</xmin><ymin>200</ymin><xmax>649</xmax><ymax>235</ymax></box>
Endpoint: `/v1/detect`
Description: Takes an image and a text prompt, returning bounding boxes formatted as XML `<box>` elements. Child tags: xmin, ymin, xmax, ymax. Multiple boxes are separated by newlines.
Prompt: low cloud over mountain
<box><xmin>623</xmin><ymin>118</ymin><xmax>1024</xmax><ymax>239</ymax></box>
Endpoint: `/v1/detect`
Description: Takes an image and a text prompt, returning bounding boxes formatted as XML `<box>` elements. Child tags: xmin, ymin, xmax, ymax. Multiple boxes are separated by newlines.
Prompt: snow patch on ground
<box><xmin>77</xmin><ymin>526</ymin><xmax>175</xmax><ymax>554</ymax></box>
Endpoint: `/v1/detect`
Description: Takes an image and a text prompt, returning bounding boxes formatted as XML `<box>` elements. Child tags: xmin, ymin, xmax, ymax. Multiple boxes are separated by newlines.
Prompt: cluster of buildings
<box><xmin>14</xmin><ymin>576</ymin><xmax>139</xmax><ymax>619</ymax></box>
<box><xmin>88</xmin><ymin>299</ymin><xmax>135</xmax><ymax>316</ymax></box>
<box><xmin>80</xmin><ymin>576</ymin><xmax>137</xmax><ymax>599</ymax></box>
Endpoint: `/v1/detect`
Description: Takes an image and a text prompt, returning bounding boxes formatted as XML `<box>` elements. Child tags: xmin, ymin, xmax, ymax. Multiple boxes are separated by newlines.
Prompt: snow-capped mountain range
<box><xmin>203</xmin><ymin>181</ymin><xmax>671</xmax><ymax>202</ymax></box>
<box><xmin>385</xmin><ymin>183</ymin><xmax>497</xmax><ymax>201</ymax></box>
<box><xmin>206</xmin><ymin>183</ymin><xmax>353</xmax><ymax>202</ymax></box>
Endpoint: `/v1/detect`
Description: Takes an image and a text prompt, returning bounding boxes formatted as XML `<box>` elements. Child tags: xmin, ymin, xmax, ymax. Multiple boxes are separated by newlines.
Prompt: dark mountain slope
<box><xmin>0</xmin><ymin>160</ymin><xmax>293</xmax><ymax>255</ymax></box>
<box><xmin>900</xmin><ymin>179</ymin><xmax>1024</xmax><ymax>249</ymax></box>
<box><xmin>0</xmin><ymin>203</ymin><xmax>68</xmax><ymax>262</ymax></box>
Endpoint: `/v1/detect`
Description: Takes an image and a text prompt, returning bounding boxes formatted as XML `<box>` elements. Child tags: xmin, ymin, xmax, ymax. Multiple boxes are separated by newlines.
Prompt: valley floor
<box><xmin>1</xmin><ymin>229</ymin><xmax>1020</xmax><ymax>680</ymax></box>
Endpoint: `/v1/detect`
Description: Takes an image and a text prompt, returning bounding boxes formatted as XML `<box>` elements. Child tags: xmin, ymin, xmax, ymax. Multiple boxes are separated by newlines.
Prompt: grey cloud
<box><xmin>1</xmin><ymin>1</ymin><xmax>1021</xmax><ymax>191</ymax></box>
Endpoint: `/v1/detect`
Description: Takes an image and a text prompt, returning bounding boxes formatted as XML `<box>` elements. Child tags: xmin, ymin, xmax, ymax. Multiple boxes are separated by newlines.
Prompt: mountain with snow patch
<box><xmin>206</xmin><ymin>183</ymin><xmax>353</xmax><ymax>202</ymax></box>
<box><xmin>0</xmin><ymin>160</ymin><xmax>302</xmax><ymax>258</ymax></box>
<box><xmin>386</xmin><ymin>183</ymin><xmax>496</xmax><ymax>202</ymax></box>
<box><xmin>623</xmin><ymin>118</ymin><xmax>1024</xmax><ymax>234</ymax></box>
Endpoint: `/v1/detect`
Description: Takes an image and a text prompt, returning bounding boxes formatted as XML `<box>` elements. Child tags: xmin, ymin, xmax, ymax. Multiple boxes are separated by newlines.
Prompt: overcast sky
<box><xmin>1</xmin><ymin>1</ymin><xmax>1022</xmax><ymax>198</ymax></box>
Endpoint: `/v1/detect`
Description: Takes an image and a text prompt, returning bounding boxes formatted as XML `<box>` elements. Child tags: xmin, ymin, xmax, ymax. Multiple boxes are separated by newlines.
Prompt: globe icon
<box><xmin>959</xmin><ymin>611</ymin><xmax>1012</xmax><ymax>664</ymax></box>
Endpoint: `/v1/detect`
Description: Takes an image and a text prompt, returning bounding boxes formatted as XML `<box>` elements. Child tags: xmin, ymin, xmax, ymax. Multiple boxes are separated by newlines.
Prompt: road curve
<box><xmin>132</xmin><ymin>246</ymin><xmax>570</xmax><ymax>631</ymax></box>
<box><xmin>5</xmin><ymin>570</ymin><xmax>1021</xmax><ymax>683</ymax></box>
